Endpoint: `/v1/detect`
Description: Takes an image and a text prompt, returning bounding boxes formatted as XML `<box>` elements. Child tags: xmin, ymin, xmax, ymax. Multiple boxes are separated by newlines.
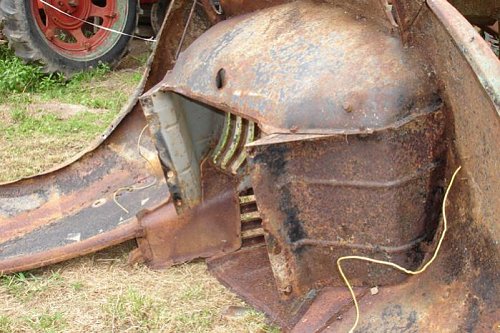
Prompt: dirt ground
<box><xmin>0</xmin><ymin>40</ymin><xmax>278</xmax><ymax>333</ymax></box>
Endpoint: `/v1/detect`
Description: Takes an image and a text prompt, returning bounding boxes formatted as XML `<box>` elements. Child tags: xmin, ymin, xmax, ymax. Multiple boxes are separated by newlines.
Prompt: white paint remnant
<box><xmin>66</xmin><ymin>233</ymin><xmax>81</xmax><ymax>242</ymax></box>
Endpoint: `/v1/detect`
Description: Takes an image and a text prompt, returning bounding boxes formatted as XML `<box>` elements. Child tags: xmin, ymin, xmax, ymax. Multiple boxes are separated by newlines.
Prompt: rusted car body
<box><xmin>0</xmin><ymin>0</ymin><xmax>498</xmax><ymax>331</ymax></box>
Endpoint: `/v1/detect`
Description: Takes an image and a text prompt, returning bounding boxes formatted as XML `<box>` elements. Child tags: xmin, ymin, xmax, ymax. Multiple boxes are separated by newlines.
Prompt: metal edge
<box><xmin>427</xmin><ymin>0</ymin><xmax>500</xmax><ymax>113</ymax></box>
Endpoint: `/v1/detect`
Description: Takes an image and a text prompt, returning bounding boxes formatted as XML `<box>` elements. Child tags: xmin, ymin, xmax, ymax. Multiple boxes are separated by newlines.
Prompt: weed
<box><xmin>70</xmin><ymin>281</ymin><xmax>84</xmax><ymax>292</ymax></box>
<box><xmin>9</xmin><ymin>108</ymin><xmax>27</xmax><ymax>122</ymax></box>
<box><xmin>0</xmin><ymin>46</ymin><xmax>45</xmax><ymax>95</ymax></box>
<box><xmin>1</xmin><ymin>271</ymin><xmax>63</xmax><ymax>300</ymax></box>
<box><xmin>174</xmin><ymin>309</ymin><xmax>214</xmax><ymax>332</ymax></box>
<box><xmin>243</xmin><ymin>310</ymin><xmax>282</xmax><ymax>333</ymax></box>
<box><xmin>25</xmin><ymin>312</ymin><xmax>67</xmax><ymax>333</ymax></box>
<box><xmin>0</xmin><ymin>315</ymin><xmax>12</xmax><ymax>333</ymax></box>
<box><xmin>180</xmin><ymin>284</ymin><xmax>206</xmax><ymax>301</ymax></box>
<box><xmin>105</xmin><ymin>287</ymin><xmax>162</xmax><ymax>332</ymax></box>
<box><xmin>0</xmin><ymin>41</ymin><xmax>119</xmax><ymax>110</ymax></box>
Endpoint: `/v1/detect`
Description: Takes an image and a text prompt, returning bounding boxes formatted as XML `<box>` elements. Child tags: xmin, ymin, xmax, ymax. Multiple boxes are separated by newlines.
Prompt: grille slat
<box><xmin>211</xmin><ymin>113</ymin><xmax>257</xmax><ymax>175</ymax></box>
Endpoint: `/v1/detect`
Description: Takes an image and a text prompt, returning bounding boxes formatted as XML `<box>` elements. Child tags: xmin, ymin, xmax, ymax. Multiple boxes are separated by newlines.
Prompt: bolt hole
<box><xmin>216</xmin><ymin>68</ymin><xmax>226</xmax><ymax>89</ymax></box>
<box><xmin>210</xmin><ymin>0</ymin><xmax>223</xmax><ymax>15</ymax></box>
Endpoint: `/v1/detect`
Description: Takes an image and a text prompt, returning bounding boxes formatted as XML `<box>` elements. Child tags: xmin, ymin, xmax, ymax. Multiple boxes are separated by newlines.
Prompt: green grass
<box><xmin>0</xmin><ymin>315</ymin><xmax>12</xmax><ymax>333</ymax></box>
<box><xmin>0</xmin><ymin>44</ymin><xmax>107</xmax><ymax>97</ymax></box>
<box><xmin>0</xmin><ymin>272</ymin><xmax>63</xmax><ymax>301</ymax></box>
<box><xmin>105</xmin><ymin>287</ymin><xmax>163</xmax><ymax>332</ymax></box>
<box><xmin>70</xmin><ymin>281</ymin><xmax>84</xmax><ymax>292</ymax></box>
<box><xmin>1</xmin><ymin>108</ymin><xmax>118</xmax><ymax>139</ymax></box>
<box><xmin>0</xmin><ymin>45</ymin><xmax>54</xmax><ymax>96</ymax></box>
<box><xmin>0</xmin><ymin>43</ymin><xmax>142</xmax><ymax>182</ymax></box>
<box><xmin>0</xmin><ymin>43</ymin><xmax>136</xmax><ymax>110</ymax></box>
<box><xmin>25</xmin><ymin>312</ymin><xmax>67</xmax><ymax>333</ymax></box>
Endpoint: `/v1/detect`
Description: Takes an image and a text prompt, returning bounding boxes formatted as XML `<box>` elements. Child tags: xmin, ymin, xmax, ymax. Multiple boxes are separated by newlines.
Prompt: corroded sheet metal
<box><xmin>0</xmin><ymin>221</ymin><xmax>142</xmax><ymax>275</ymax></box>
<box><xmin>427</xmin><ymin>0</ymin><xmax>500</xmax><ymax>112</ymax></box>
<box><xmin>0</xmin><ymin>1</ymin><xmax>498</xmax><ymax>332</ymax></box>
<box><xmin>207</xmin><ymin>245</ymin><xmax>369</xmax><ymax>330</ymax></box>
<box><xmin>157</xmin><ymin>1</ymin><xmax>437</xmax><ymax>134</ymax></box>
<box><xmin>249</xmin><ymin>109</ymin><xmax>447</xmax><ymax>297</ymax></box>
<box><xmin>219</xmin><ymin>0</ymin><xmax>395</xmax><ymax>30</ymax></box>
<box><xmin>219</xmin><ymin>0</ymin><xmax>289</xmax><ymax>17</ymax></box>
<box><xmin>131</xmin><ymin>162</ymin><xmax>241</xmax><ymax>268</ymax></box>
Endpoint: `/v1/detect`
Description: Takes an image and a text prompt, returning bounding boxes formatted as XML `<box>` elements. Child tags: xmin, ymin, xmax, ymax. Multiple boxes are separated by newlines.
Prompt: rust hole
<box><xmin>210</xmin><ymin>0</ymin><xmax>223</xmax><ymax>15</ymax></box>
<box><xmin>216</xmin><ymin>68</ymin><xmax>226</xmax><ymax>89</ymax></box>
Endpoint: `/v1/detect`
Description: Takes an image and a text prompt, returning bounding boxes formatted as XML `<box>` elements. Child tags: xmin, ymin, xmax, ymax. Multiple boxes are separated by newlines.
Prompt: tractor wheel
<box><xmin>150</xmin><ymin>0</ymin><xmax>169</xmax><ymax>35</ymax></box>
<box><xmin>0</xmin><ymin>0</ymin><xmax>138</xmax><ymax>75</ymax></box>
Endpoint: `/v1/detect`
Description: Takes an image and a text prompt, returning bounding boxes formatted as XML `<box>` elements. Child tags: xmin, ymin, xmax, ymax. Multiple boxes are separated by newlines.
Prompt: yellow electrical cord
<box><xmin>337</xmin><ymin>166</ymin><xmax>462</xmax><ymax>333</ymax></box>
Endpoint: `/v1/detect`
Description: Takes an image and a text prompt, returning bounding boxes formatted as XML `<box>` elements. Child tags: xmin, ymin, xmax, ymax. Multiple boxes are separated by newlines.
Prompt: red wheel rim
<box><xmin>31</xmin><ymin>0</ymin><xmax>119</xmax><ymax>55</ymax></box>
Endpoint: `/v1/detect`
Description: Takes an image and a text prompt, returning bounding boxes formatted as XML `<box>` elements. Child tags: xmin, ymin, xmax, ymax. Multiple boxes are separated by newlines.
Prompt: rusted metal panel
<box><xmin>131</xmin><ymin>162</ymin><xmax>241</xmax><ymax>268</ymax></box>
<box><xmin>426</xmin><ymin>0</ymin><xmax>500</xmax><ymax>112</ymax></box>
<box><xmin>0</xmin><ymin>221</ymin><xmax>143</xmax><ymax>275</ymax></box>
<box><xmin>208</xmin><ymin>244</ymin><xmax>370</xmax><ymax>331</ymax></box>
<box><xmin>219</xmin><ymin>0</ymin><xmax>289</xmax><ymax>17</ymax></box>
<box><xmin>249</xmin><ymin>109</ymin><xmax>447</xmax><ymax>297</ymax></box>
<box><xmin>219</xmin><ymin>0</ymin><xmax>396</xmax><ymax>30</ymax></box>
<box><xmin>157</xmin><ymin>1</ymin><xmax>437</xmax><ymax>135</ymax></box>
<box><xmin>392</xmin><ymin>0</ymin><xmax>426</xmax><ymax>44</ymax></box>
<box><xmin>408</xmin><ymin>0</ymin><xmax>500</xmax><ymax>245</ymax></box>
<box><xmin>0</xmin><ymin>1</ymin><xmax>498</xmax><ymax>332</ymax></box>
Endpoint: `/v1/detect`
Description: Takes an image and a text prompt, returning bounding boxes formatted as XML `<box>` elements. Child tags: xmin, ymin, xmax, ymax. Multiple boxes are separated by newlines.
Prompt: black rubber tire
<box><xmin>0</xmin><ymin>0</ymin><xmax>138</xmax><ymax>75</ymax></box>
<box><xmin>150</xmin><ymin>0</ymin><xmax>169</xmax><ymax>35</ymax></box>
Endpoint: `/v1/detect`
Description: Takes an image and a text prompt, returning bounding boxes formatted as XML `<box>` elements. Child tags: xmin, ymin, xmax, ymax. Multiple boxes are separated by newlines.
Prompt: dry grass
<box><xmin>0</xmin><ymin>47</ymin><xmax>279</xmax><ymax>332</ymax></box>
<box><xmin>0</xmin><ymin>242</ymin><xmax>277</xmax><ymax>333</ymax></box>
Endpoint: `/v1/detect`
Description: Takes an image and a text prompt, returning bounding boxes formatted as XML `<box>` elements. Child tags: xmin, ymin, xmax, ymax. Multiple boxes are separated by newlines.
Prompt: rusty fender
<box><xmin>0</xmin><ymin>0</ymin><xmax>498</xmax><ymax>332</ymax></box>
<box><xmin>144</xmin><ymin>0</ymin><xmax>499</xmax><ymax>331</ymax></box>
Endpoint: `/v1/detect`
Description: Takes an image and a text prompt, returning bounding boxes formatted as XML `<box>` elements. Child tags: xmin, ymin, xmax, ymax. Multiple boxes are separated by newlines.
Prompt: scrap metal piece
<box><xmin>0</xmin><ymin>1</ymin><xmax>498</xmax><ymax>332</ymax></box>
<box><xmin>212</xmin><ymin>111</ymin><xmax>232</xmax><ymax>164</ymax></box>
<box><xmin>221</xmin><ymin>116</ymin><xmax>243</xmax><ymax>169</ymax></box>
<box><xmin>207</xmin><ymin>245</ymin><xmax>369</xmax><ymax>330</ymax></box>
<box><xmin>211</xmin><ymin>113</ymin><xmax>256</xmax><ymax>174</ymax></box>
<box><xmin>153</xmin><ymin>0</ymin><xmax>447</xmax><ymax>299</ymax></box>
<box><xmin>130</xmin><ymin>162</ymin><xmax>241</xmax><ymax>268</ymax></box>
<box><xmin>0</xmin><ymin>109</ymin><xmax>169</xmax><ymax>274</ymax></box>
<box><xmin>230</xmin><ymin>121</ymin><xmax>255</xmax><ymax>174</ymax></box>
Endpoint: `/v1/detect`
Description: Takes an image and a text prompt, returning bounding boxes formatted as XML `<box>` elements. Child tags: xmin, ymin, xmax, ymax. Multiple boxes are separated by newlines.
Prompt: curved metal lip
<box><xmin>153</xmin><ymin>87</ymin><xmax>443</xmax><ymax>136</ymax></box>
<box><xmin>427</xmin><ymin>0</ymin><xmax>500</xmax><ymax>114</ymax></box>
